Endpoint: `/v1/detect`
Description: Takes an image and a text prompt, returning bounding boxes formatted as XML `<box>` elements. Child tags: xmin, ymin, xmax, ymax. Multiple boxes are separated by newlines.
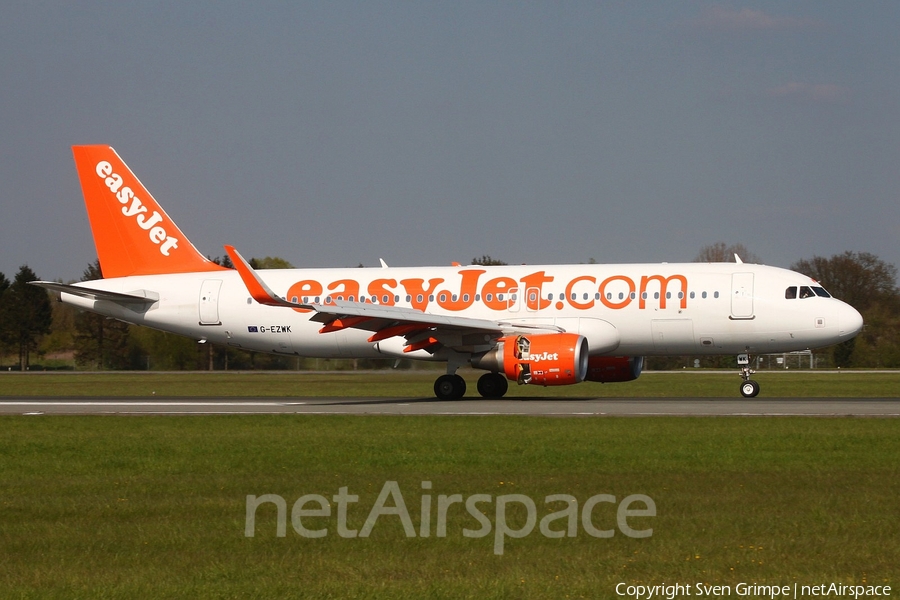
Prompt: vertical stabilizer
<box><xmin>72</xmin><ymin>145</ymin><xmax>226</xmax><ymax>278</ymax></box>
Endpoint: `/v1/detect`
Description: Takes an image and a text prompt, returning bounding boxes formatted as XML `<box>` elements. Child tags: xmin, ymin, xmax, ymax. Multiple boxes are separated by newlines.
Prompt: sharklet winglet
<box><xmin>225</xmin><ymin>245</ymin><xmax>301</xmax><ymax>308</ymax></box>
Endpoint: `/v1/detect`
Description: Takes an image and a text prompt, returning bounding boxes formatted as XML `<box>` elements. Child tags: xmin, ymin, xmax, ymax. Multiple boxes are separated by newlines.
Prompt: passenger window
<box><xmin>785</xmin><ymin>287</ymin><xmax>797</xmax><ymax>299</ymax></box>
<box><xmin>799</xmin><ymin>286</ymin><xmax>814</xmax><ymax>299</ymax></box>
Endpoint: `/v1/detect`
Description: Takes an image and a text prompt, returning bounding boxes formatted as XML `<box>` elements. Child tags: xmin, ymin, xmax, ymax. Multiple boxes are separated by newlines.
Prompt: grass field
<box><xmin>1</xmin><ymin>372</ymin><xmax>897</xmax><ymax>598</ymax></box>
<box><xmin>2</xmin><ymin>369</ymin><xmax>900</xmax><ymax>397</ymax></box>
<box><xmin>0</xmin><ymin>416</ymin><xmax>897</xmax><ymax>599</ymax></box>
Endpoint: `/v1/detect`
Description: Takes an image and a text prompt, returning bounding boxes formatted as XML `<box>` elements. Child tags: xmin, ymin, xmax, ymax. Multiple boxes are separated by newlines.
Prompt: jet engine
<box><xmin>473</xmin><ymin>333</ymin><xmax>589</xmax><ymax>386</ymax></box>
<box><xmin>584</xmin><ymin>356</ymin><xmax>644</xmax><ymax>383</ymax></box>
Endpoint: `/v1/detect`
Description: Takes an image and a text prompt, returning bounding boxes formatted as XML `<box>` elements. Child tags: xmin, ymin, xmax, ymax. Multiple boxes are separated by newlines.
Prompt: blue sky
<box><xmin>2</xmin><ymin>2</ymin><xmax>899</xmax><ymax>281</ymax></box>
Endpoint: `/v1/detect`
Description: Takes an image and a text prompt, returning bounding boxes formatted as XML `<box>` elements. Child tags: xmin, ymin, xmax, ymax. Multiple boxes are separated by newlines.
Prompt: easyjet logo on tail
<box><xmin>95</xmin><ymin>161</ymin><xmax>179</xmax><ymax>257</ymax></box>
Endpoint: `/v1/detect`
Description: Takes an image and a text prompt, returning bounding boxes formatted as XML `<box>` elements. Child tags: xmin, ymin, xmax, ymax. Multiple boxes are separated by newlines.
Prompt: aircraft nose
<box><xmin>839</xmin><ymin>302</ymin><xmax>864</xmax><ymax>337</ymax></box>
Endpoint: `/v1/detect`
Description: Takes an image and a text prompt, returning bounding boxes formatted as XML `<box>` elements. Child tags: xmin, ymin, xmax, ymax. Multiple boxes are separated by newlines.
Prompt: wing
<box><xmin>224</xmin><ymin>245</ymin><xmax>561</xmax><ymax>354</ymax></box>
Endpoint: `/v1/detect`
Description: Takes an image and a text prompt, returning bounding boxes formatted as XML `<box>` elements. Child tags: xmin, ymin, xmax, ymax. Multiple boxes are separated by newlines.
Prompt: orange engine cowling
<box><xmin>474</xmin><ymin>333</ymin><xmax>589</xmax><ymax>386</ymax></box>
<box><xmin>584</xmin><ymin>356</ymin><xmax>643</xmax><ymax>383</ymax></box>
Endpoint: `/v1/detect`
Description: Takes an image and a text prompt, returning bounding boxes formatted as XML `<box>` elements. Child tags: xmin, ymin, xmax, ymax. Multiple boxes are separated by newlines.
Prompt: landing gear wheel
<box><xmin>740</xmin><ymin>380</ymin><xmax>760</xmax><ymax>398</ymax></box>
<box><xmin>737</xmin><ymin>353</ymin><xmax>759</xmax><ymax>398</ymax></box>
<box><xmin>434</xmin><ymin>374</ymin><xmax>466</xmax><ymax>400</ymax></box>
<box><xmin>476</xmin><ymin>372</ymin><xmax>509</xmax><ymax>399</ymax></box>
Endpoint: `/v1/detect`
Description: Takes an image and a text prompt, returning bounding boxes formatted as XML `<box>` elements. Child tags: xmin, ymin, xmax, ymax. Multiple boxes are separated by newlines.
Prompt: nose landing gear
<box><xmin>738</xmin><ymin>353</ymin><xmax>760</xmax><ymax>398</ymax></box>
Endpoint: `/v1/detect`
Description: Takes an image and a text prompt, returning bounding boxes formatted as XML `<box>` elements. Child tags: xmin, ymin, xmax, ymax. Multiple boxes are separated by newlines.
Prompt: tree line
<box><xmin>1</xmin><ymin>246</ymin><xmax>898</xmax><ymax>371</ymax></box>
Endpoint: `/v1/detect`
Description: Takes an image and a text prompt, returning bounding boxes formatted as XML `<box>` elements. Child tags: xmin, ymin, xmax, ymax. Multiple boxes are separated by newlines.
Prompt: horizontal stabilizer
<box><xmin>29</xmin><ymin>281</ymin><xmax>158</xmax><ymax>305</ymax></box>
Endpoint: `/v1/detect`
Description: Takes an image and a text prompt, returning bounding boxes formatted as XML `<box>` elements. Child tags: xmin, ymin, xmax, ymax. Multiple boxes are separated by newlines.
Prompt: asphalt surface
<box><xmin>2</xmin><ymin>397</ymin><xmax>899</xmax><ymax>416</ymax></box>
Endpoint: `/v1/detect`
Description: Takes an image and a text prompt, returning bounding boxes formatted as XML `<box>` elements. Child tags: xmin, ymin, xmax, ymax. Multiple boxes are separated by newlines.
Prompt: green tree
<box><xmin>0</xmin><ymin>265</ymin><xmax>53</xmax><ymax>369</ymax></box>
<box><xmin>471</xmin><ymin>255</ymin><xmax>507</xmax><ymax>266</ymax></box>
<box><xmin>130</xmin><ymin>328</ymin><xmax>205</xmax><ymax>370</ymax></box>
<box><xmin>211</xmin><ymin>254</ymin><xmax>234</xmax><ymax>269</ymax></box>
<box><xmin>791</xmin><ymin>252</ymin><xmax>898</xmax><ymax>313</ymax></box>
<box><xmin>0</xmin><ymin>272</ymin><xmax>9</xmax><ymax>364</ymax></box>
<box><xmin>694</xmin><ymin>242</ymin><xmax>762</xmax><ymax>264</ymax></box>
<box><xmin>791</xmin><ymin>252</ymin><xmax>900</xmax><ymax>368</ymax></box>
<box><xmin>250</xmin><ymin>256</ymin><xmax>294</xmax><ymax>269</ymax></box>
<box><xmin>39</xmin><ymin>292</ymin><xmax>77</xmax><ymax>361</ymax></box>
<box><xmin>73</xmin><ymin>260</ymin><xmax>132</xmax><ymax>369</ymax></box>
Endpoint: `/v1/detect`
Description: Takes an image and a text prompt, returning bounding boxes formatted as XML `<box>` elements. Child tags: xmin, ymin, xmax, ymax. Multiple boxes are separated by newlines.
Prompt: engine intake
<box><xmin>473</xmin><ymin>333</ymin><xmax>589</xmax><ymax>386</ymax></box>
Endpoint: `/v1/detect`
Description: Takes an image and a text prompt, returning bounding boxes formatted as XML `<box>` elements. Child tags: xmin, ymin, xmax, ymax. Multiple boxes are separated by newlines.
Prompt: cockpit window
<box><xmin>787</xmin><ymin>285</ymin><xmax>831</xmax><ymax>299</ymax></box>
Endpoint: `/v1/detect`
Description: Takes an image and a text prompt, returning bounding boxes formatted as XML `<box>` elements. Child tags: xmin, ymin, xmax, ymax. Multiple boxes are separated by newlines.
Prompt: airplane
<box><xmin>32</xmin><ymin>145</ymin><xmax>864</xmax><ymax>399</ymax></box>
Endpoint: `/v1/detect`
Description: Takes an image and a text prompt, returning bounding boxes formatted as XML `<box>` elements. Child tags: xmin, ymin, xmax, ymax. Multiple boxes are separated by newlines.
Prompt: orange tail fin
<box><xmin>72</xmin><ymin>145</ymin><xmax>226</xmax><ymax>278</ymax></box>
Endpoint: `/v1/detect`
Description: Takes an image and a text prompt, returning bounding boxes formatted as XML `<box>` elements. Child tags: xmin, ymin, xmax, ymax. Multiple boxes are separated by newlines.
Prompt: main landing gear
<box><xmin>476</xmin><ymin>372</ymin><xmax>508</xmax><ymax>399</ymax></box>
<box><xmin>433</xmin><ymin>372</ymin><xmax>509</xmax><ymax>400</ymax></box>
<box><xmin>434</xmin><ymin>374</ymin><xmax>466</xmax><ymax>400</ymax></box>
<box><xmin>738</xmin><ymin>353</ymin><xmax>760</xmax><ymax>398</ymax></box>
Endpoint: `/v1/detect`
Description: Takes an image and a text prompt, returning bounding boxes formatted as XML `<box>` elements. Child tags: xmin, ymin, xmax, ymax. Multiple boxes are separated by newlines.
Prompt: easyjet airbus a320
<box><xmin>33</xmin><ymin>146</ymin><xmax>864</xmax><ymax>399</ymax></box>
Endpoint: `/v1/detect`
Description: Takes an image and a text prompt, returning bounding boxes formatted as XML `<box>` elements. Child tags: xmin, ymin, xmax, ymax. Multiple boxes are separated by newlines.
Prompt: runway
<box><xmin>2</xmin><ymin>397</ymin><xmax>900</xmax><ymax>416</ymax></box>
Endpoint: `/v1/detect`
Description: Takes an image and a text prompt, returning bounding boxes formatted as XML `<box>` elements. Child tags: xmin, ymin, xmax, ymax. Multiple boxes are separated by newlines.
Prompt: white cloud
<box><xmin>687</xmin><ymin>6</ymin><xmax>823</xmax><ymax>32</ymax></box>
<box><xmin>766</xmin><ymin>82</ymin><xmax>851</xmax><ymax>104</ymax></box>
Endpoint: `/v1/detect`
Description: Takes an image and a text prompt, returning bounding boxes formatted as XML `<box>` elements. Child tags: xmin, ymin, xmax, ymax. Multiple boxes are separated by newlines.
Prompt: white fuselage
<box><xmin>61</xmin><ymin>262</ymin><xmax>863</xmax><ymax>360</ymax></box>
